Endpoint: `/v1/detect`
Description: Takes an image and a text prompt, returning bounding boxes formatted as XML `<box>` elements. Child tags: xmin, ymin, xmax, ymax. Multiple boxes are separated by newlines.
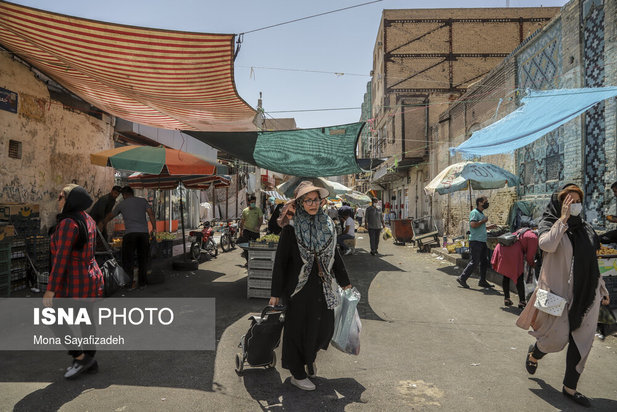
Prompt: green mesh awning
<box><xmin>184</xmin><ymin>122</ymin><xmax>366</xmax><ymax>177</ymax></box>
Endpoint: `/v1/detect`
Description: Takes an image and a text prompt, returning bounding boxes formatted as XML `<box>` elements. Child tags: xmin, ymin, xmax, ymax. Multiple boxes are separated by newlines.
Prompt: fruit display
<box><xmin>597</xmin><ymin>245</ymin><xmax>617</xmax><ymax>256</ymax></box>
<box><xmin>155</xmin><ymin>232</ymin><xmax>177</xmax><ymax>241</ymax></box>
<box><xmin>256</xmin><ymin>234</ymin><xmax>280</xmax><ymax>244</ymax></box>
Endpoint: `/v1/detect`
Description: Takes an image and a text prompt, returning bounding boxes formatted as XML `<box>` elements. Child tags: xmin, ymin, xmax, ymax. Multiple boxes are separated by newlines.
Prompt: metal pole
<box><xmin>225</xmin><ymin>186</ymin><xmax>229</xmax><ymax>220</ymax></box>
<box><xmin>180</xmin><ymin>187</ymin><xmax>187</xmax><ymax>256</ymax></box>
<box><xmin>235</xmin><ymin>168</ymin><xmax>239</xmax><ymax>219</ymax></box>
<box><xmin>468</xmin><ymin>183</ymin><xmax>473</xmax><ymax>211</ymax></box>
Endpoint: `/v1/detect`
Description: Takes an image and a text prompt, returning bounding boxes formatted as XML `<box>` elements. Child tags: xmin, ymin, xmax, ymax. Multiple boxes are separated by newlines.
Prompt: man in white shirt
<box><xmin>355</xmin><ymin>207</ymin><xmax>365</xmax><ymax>227</ymax></box>
<box><xmin>337</xmin><ymin>210</ymin><xmax>355</xmax><ymax>255</ymax></box>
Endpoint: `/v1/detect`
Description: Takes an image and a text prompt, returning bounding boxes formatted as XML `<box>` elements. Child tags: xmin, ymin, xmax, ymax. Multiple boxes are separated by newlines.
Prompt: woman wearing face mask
<box><xmin>517</xmin><ymin>184</ymin><xmax>610</xmax><ymax>407</ymax></box>
<box><xmin>269</xmin><ymin>181</ymin><xmax>352</xmax><ymax>391</ymax></box>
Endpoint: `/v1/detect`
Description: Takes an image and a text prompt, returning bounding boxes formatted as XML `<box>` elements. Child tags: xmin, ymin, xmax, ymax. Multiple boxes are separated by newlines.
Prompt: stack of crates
<box><xmin>10</xmin><ymin>238</ymin><xmax>27</xmax><ymax>292</ymax></box>
<box><xmin>247</xmin><ymin>247</ymin><xmax>277</xmax><ymax>299</ymax></box>
<box><xmin>0</xmin><ymin>240</ymin><xmax>10</xmax><ymax>296</ymax></box>
<box><xmin>27</xmin><ymin>235</ymin><xmax>50</xmax><ymax>271</ymax></box>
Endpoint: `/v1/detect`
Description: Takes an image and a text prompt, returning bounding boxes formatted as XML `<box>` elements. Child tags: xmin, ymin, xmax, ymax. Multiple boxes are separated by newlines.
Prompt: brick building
<box><xmin>366</xmin><ymin>7</ymin><xmax>559</xmax><ymax>220</ymax></box>
<box><xmin>431</xmin><ymin>0</ymin><xmax>617</xmax><ymax>236</ymax></box>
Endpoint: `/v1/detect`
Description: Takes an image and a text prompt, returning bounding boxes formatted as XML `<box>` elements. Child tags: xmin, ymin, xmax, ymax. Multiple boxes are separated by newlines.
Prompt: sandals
<box><xmin>526</xmin><ymin>344</ymin><xmax>538</xmax><ymax>374</ymax></box>
<box><xmin>518</xmin><ymin>301</ymin><xmax>527</xmax><ymax>309</ymax></box>
<box><xmin>504</xmin><ymin>298</ymin><xmax>513</xmax><ymax>306</ymax></box>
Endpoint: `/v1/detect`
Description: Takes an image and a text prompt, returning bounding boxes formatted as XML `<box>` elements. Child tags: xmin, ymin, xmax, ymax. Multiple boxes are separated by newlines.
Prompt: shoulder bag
<box><xmin>97</xmin><ymin>229</ymin><xmax>131</xmax><ymax>297</ymax></box>
<box><xmin>533</xmin><ymin>288</ymin><xmax>567</xmax><ymax>316</ymax></box>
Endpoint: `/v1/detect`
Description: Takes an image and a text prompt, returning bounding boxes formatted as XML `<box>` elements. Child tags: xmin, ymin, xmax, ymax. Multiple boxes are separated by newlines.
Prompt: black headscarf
<box><xmin>538</xmin><ymin>184</ymin><xmax>600</xmax><ymax>331</ymax></box>
<box><xmin>52</xmin><ymin>186</ymin><xmax>93</xmax><ymax>251</ymax></box>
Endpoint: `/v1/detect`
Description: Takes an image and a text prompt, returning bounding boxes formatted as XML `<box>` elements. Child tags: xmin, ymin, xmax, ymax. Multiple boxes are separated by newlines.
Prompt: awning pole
<box><xmin>226</xmin><ymin>186</ymin><xmax>229</xmax><ymax>220</ymax></box>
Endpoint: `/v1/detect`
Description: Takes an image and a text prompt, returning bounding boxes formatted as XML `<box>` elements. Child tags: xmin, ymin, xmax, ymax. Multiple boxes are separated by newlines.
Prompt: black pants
<box><xmin>502</xmin><ymin>274</ymin><xmax>525</xmax><ymax>301</ymax></box>
<box><xmin>368</xmin><ymin>228</ymin><xmax>381</xmax><ymax>253</ymax></box>
<box><xmin>122</xmin><ymin>232</ymin><xmax>150</xmax><ymax>286</ymax></box>
<box><xmin>238</xmin><ymin>229</ymin><xmax>260</xmax><ymax>260</ymax></box>
<box><xmin>460</xmin><ymin>241</ymin><xmax>488</xmax><ymax>283</ymax></box>
<box><xmin>532</xmin><ymin>334</ymin><xmax>581</xmax><ymax>389</ymax></box>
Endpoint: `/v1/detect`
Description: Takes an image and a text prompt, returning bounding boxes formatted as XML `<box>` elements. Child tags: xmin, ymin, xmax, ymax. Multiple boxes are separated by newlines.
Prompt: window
<box><xmin>8</xmin><ymin>140</ymin><xmax>22</xmax><ymax>159</ymax></box>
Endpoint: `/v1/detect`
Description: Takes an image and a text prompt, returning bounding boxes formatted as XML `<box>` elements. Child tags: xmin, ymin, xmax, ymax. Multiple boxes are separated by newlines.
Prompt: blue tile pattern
<box><xmin>516</xmin><ymin>21</ymin><xmax>564</xmax><ymax>199</ymax></box>
<box><xmin>518</xmin><ymin>21</ymin><xmax>562</xmax><ymax>90</ymax></box>
<box><xmin>582</xmin><ymin>0</ymin><xmax>605</xmax><ymax>225</ymax></box>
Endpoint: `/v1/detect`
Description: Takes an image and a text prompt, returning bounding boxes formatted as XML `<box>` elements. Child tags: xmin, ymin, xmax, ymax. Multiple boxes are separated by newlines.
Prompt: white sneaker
<box><xmin>290</xmin><ymin>377</ymin><xmax>316</xmax><ymax>391</ymax></box>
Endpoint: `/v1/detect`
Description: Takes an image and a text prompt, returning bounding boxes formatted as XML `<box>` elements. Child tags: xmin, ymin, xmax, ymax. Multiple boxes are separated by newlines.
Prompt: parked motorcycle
<box><xmin>189</xmin><ymin>221</ymin><xmax>218</xmax><ymax>260</ymax></box>
<box><xmin>220</xmin><ymin>219</ymin><xmax>239</xmax><ymax>252</ymax></box>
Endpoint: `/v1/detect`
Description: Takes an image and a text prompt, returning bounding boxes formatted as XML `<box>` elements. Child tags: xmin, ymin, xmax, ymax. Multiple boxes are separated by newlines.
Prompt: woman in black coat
<box><xmin>269</xmin><ymin>181</ymin><xmax>352</xmax><ymax>391</ymax></box>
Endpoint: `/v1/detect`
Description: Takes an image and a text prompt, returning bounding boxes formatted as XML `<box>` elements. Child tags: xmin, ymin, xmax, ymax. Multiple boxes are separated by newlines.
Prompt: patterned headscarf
<box><xmin>291</xmin><ymin>196</ymin><xmax>340</xmax><ymax>309</ymax></box>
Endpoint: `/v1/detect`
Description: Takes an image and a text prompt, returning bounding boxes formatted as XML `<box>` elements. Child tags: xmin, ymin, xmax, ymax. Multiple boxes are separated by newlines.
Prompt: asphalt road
<box><xmin>1</xmin><ymin>232</ymin><xmax>616</xmax><ymax>411</ymax></box>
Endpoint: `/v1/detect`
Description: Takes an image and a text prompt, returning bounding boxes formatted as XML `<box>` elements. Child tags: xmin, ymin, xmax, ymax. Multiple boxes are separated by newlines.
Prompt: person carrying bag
<box><xmin>97</xmin><ymin>228</ymin><xmax>131</xmax><ymax>297</ymax></box>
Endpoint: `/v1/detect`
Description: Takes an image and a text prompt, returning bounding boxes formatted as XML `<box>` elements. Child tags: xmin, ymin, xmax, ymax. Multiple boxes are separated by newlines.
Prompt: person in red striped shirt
<box><xmin>43</xmin><ymin>184</ymin><xmax>104</xmax><ymax>379</ymax></box>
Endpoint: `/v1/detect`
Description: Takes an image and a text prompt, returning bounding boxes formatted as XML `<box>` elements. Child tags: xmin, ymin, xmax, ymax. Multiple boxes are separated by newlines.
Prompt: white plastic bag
<box><xmin>331</xmin><ymin>287</ymin><xmax>362</xmax><ymax>355</ymax></box>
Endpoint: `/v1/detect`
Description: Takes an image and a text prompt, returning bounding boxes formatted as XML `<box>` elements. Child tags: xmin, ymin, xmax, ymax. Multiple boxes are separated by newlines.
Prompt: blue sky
<box><xmin>11</xmin><ymin>0</ymin><xmax>567</xmax><ymax>128</ymax></box>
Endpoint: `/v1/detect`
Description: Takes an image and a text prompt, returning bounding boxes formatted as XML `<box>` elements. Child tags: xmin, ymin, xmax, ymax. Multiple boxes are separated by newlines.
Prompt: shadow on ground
<box><xmin>4</xmin><ymin>244</ymin><xmax>387</xmax><ymax>410</ymax></box>
<box><xmin>529</xmin><ymin>378</ymin><xmax>617</xmax><ymax>411</ymax></box>
<box><xmin>242</xmin><ymin>368</ymin><xmax>366</xmax><ymax>411</ymax></box>
<box><xmin>341</xmin><ymin>248</ymin><xmax>404</xmax><ymax>322</ymax></box>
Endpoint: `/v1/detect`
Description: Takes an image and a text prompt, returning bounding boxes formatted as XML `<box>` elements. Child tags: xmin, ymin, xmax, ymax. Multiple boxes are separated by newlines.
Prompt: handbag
<box><xmin>97</xmin><ymin>229</ymin><xmax>131</xmax><ymax>297</ymax></box>
<box><xmin>533</xmin><ymin>288</ymin><xmax>567</xmax><ymax>316</ymax></box>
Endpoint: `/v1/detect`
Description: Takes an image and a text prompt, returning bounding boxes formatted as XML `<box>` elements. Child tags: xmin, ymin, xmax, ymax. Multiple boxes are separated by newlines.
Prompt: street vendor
<box><xmin>237</xmin><ymin>195</ymin><xmax>263</xmax><ymax>265</ymax></box>
<box><xmin>456</xmin><ymin>196</ymin><xmax>498</xmax><ymax>289</ymax></box>
<box><xmin>600</xmin><ymin>181</ymin><xmax>617</xmax><ymax>244</ymax></box>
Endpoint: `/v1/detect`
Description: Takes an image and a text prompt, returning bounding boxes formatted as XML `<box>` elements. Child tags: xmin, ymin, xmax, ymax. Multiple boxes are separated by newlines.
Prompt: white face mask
<box><xmin>570</xmin><ymin>203</ymin><xmax>582</xmax><ymax>216</ymax></box>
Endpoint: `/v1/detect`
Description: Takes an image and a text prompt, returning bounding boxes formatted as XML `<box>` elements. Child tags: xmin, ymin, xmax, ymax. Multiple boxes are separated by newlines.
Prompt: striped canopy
<box><xmin>0</xmin><ymin>2</ymin><xmax>256</xmax><ymax>131</ymax></box>
<box><xmin>128</xmin><ymin>172</ymin><xmax>230</xmax><ymax>190</ymax></box>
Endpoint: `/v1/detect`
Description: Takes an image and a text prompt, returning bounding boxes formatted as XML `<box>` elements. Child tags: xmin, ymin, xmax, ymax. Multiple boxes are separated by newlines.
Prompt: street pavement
<box><xmin>1</xmin><ymin>232</ymin><xmax>616</xmax><ymax>411</ymax></box>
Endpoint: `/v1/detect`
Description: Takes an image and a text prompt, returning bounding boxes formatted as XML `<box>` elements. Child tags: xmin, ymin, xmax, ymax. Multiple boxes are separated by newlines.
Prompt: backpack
<box><xmin>497</xmin><ymin>227</ymin><xmax>530</xmax><ymax>247</ymax></box>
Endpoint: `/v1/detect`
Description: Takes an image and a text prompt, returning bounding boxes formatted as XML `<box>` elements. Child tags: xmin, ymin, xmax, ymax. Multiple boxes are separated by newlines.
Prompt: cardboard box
<box><xmin>598</xmin><ymin>257</ymin><xmax>617</xmax><ymax>277</ymax></box>
<box><xmin>0</xmin><ymin>225</ymin><xmax>15</xmax><ymax>241</ymax></box>
<box><xmin>0</xmin><ymin>203</ymin><xmax>40</xmax><ymax>221</ymax></box>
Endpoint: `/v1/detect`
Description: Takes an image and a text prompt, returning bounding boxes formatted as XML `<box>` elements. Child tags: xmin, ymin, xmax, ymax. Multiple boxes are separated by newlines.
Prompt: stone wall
<box><xmin>0</xmin><ymin>51</ymin><xmax>115</xmax><ymax>231</ymax></box>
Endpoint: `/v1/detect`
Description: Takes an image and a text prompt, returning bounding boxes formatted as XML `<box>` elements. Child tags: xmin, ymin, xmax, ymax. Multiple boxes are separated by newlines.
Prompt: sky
<box><xmin>10</xmin><ymin>0</ymin><xmax>568</xmax><ymax>129</ymax></box>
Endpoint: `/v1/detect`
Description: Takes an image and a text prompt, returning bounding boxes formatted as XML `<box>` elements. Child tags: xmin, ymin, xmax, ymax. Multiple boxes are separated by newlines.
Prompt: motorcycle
<box><xmin>189</xmin><ymin>221</ymin><xmax>218</xmax><ymax>260</ymax></box>
<box><xmin>220</xmin><ymin>219</ymin><xmax>239</xmax><ymax>252</ymax></box>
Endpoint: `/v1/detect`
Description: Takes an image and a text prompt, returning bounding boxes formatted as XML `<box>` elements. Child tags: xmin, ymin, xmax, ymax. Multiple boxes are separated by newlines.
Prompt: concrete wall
<box><xmin>0</xmin><ymin>51</ymin><xmax>115</xmax><ymax>231</ymax></box>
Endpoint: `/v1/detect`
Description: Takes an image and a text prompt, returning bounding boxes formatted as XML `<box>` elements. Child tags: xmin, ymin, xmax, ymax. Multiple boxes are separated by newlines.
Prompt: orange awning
<box><xmin>0</xmin><ymin>1</ymin><xmax>257</xmax><ymax>131</ymax></box>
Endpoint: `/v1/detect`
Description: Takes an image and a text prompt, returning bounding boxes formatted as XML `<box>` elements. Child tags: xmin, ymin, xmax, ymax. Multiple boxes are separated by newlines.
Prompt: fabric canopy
<box><xmin>0</xmin><ymin>1</ymin><xmax>256</xmax><ymax>131</ymax></box>
<box><xmin>128</xmin><ymin>172</ymin><xmax>230</xmax><ymax>190</ymax></box>
<box><xmin>450</xmin><ymin>87</ymin><xmax>617</xmax><ymax>157</ymax></box>
<box><xmin>261</xmin><ymin>190</ymin><xmax>289</xmax><ymax>204</ymax></box>
<box><xmin>185</xmin><ymin>122</ymin><xmax>366</xmax><ymax>177</ymax></box>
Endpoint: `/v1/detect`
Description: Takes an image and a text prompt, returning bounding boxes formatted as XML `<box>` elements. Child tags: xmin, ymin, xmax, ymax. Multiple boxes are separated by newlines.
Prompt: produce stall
<box><xmin>598</xmin><ymin>245</ymin><xmax>617</xmax><ymax>310</ymax></box>
<box><xmin>247</xmin><ymin>234</ymin><xmax>279</xmax><ymax>299</ymax></box>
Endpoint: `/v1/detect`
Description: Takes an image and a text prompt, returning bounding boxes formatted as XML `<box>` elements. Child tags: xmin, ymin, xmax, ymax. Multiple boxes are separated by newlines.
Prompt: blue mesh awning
<box><xmin>450</xmin><ymin>87</ymin><xmax>617</xmax><ymax>157</ymax></box>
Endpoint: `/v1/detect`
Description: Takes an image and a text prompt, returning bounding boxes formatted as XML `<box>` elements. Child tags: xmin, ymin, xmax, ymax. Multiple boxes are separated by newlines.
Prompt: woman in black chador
<box><xmin>269</xmin><ymin>181</ymin><xmax>352</xmax><ymax>391</ymax></box>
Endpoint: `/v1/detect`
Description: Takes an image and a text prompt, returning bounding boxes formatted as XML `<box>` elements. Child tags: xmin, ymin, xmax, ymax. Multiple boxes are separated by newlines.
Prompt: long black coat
<box><xmin>270</xmin><ymin>225</ymin><xmax>351</xmax><ymax>377</ymax></box>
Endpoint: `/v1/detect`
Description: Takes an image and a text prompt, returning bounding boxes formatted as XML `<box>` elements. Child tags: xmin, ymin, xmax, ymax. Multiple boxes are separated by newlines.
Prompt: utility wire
<box><xmin>241</xmin><ymin>0</ymin><xmax>383</xmax><ymax>35</ymax></box>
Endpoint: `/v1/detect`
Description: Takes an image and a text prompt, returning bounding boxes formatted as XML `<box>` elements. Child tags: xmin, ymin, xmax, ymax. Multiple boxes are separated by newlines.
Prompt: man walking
<box><xmin>456</xmin><ymin>196</ymin><xmax>496</xmax><ymax>289</ymax></box>
<box><xmin>355</xmin><ymin>206</ymin><xmax>365</xmax><ymax>227</ymax></box>
<box><xmin>89</xmin><ymin>185</ymin><xmax>121</xmax><ymax>240</ymax></box>
<box><xmin>365</xmin><ymin>198</ymin><xmax>385</xmax><ymax>255</ymax></box>
<box><xmin>99</xmin><ymin>186</ymin><xmax>156</xmax><ymax>289</ymax></box>
<box><xmin>237</xmin><ymin>195</ymin><xmax>263</xmax><ymax>265</ymax></box>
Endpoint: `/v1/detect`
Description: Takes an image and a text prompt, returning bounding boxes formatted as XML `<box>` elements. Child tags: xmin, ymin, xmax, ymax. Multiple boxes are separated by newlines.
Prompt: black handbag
<box><xmin>97</xmin><ymin>229</ymin><xmax>131</xmax><ymax>297</ymax></box>
<box><xmin>497</xmin><ymin>233</ymin><xmax>518</xmax><ymax>246</ymax></box>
